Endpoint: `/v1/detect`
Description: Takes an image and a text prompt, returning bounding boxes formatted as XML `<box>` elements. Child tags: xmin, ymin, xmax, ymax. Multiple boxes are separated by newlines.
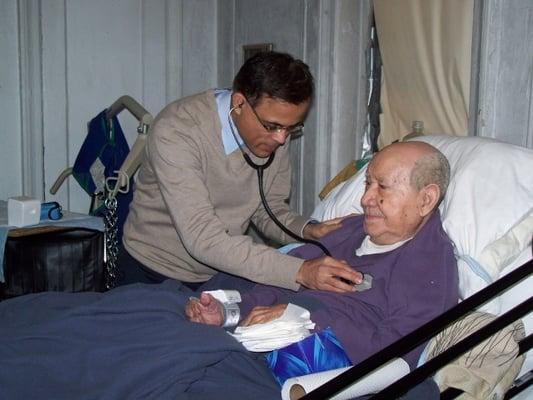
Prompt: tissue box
<box><xmin>266</xmin><ymin>327</ymin><xmax>352</xmax><ymax>386</ymax></box>
<box><xmin>8</xmin><ymin>196</ymin><xmax>41</xmax><ymax>227</ymax></box>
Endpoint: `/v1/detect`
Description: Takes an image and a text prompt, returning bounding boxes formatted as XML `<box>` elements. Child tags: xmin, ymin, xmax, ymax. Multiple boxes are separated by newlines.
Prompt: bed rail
<box><xmin>301</xmin><ymin>258</ymin><xmax>533</xmax><ymax>399</ymax></box>
<box><xmin>371</xmin><ymin>299</ymin><xmax>531</xmax><ymax>399</ymax></box>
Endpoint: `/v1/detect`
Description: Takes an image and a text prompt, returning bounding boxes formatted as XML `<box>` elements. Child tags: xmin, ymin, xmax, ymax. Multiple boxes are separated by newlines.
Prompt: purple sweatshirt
<box><xmin>240</xmin><ymin>211</ymin><xmax>458</xmax><ymax>368</ymax></box>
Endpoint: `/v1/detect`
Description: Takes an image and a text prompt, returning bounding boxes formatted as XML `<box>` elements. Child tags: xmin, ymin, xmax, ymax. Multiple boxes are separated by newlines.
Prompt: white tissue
<box><xmin>230</xmin><ymin>303</ymin><xmax>315</xmax><ymax>352</ymax></box>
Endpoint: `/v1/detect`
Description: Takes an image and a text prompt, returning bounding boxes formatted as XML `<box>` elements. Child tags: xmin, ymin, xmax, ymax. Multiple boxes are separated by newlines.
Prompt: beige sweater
<box><xmin>123</xmin><ymin>90</ymin><xmax>308</xmax><ymax>290</ymax></box>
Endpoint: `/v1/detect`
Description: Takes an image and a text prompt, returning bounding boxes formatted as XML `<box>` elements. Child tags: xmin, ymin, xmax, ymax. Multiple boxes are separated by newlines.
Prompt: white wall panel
<box><xmin>181</xmin><ymin>1</ymin><xmax>217</xmax><ymax>96</ymax></box>
<box><xmin>42</xmin><ymin>0</ymin><xmax>69</xmax><ymax>208</ymax></box>
<box><xmin>142</xmin><ymin>0</ymin><xmax>171</xmax><ymax>116</ymax></box>
<box><xmin>18</xmin><ymin>0</ymin><xmax>45</xmax><ymax>200</ymax></box>
<box><xmin>476</xmin><ymin>0</ymin><xmax>533</xmax><ymax>148</ymax></box>
<box><xmin>0</xmin><ymin>1</ymin><xmax>23</xmax><ymax>199</ymax></box>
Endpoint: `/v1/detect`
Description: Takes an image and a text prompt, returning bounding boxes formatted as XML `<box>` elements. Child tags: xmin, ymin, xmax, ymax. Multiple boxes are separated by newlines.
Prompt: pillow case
<box><xmin>311</xmin><ymin>135</ymin><xmax>533</xmax><ymax>312</ymax></box>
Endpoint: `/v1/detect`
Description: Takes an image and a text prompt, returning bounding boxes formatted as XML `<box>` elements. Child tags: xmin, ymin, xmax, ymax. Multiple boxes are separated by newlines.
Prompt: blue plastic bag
<box><xmin>266</xmin><ymin>327</ymin><xmax>352</xmax><ymax>386</ymax></box>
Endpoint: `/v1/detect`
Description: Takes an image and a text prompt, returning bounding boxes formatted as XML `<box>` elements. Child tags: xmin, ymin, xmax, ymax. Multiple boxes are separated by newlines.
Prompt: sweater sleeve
<box><xmin>238</xmin><ymin>285</ymin><xmax>292</xmax><ymax>318</ymax></box>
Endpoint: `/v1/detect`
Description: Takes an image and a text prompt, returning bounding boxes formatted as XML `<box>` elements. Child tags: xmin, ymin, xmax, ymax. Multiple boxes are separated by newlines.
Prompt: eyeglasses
<box><xmin>244</xmin><ymin>97</ymin><xmax>304</xmax><ymax>136</ymax></box>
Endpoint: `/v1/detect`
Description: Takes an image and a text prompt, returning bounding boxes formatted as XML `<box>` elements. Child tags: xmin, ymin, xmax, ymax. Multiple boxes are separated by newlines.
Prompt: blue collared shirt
<box><xmin>214</xmin><ymin>89</ymin><xmax>244</xmax><ymax>155</ymax></box>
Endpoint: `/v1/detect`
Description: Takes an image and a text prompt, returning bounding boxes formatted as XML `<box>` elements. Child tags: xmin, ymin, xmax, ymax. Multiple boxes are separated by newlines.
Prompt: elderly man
<box><xmin>186</xmin><ymin>141</ymin><xmax>459</xmax><ymax>369</ymax></box>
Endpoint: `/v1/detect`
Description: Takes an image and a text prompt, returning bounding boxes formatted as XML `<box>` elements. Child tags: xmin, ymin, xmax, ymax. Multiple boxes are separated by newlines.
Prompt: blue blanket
<box><xmin>0</xmin><ymin>281</ymin><xmax>279</xmax><ymax>399</ymax></box>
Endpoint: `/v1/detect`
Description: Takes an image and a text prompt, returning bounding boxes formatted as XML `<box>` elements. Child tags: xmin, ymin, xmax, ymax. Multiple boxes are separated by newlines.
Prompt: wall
<box><xmin>475</xmin><ymin>0</ymin><xmax>533</xmax><ymax>147</ymax></box>
<box><xmin>0</xmin><ymin>0</ymin><xmax>217</xmax><ymax>213</ymax></box>
<box><xmin>1</xmin><ymin>0</ymin><xmax>531</xmax><ymax>217</ymax></box>
<box><xmin>217</xmin><ymin>0</ymin><xmax>371</xmax><ymax>215</ymax></box>
<box><xmin>0</xmin><ymin>2</ymin><xmax>23</xmax><ymax>198</ymax></box>
<box><xmin>0</xmin><ymin>0</ymin><xmax>370</xmax><ymax>217</ymax></box>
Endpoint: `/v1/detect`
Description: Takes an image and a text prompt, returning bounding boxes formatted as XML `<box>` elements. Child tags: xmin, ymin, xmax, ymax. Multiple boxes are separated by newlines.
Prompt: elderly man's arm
<box><xmin>186</xmin><ymin>285</ymin><xmax>291</xmax><ymax>327</ymax></box>
<box><xmin>239</xmin><ymin>304</ymin><xmax>288</xmax><ymax>326</ymax></box>
<box><xmin>186</xmin><ymin>295</ymin><xmax>289</xmax><ymax>327</ymax></box>
<box><xmin>302</xmin><ymin>216</ymin><xmax>346</xmax><ymax>240</ymax></box>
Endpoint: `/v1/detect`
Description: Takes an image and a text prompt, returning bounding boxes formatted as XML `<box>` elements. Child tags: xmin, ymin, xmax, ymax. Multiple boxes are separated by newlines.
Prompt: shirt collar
<box><xmin>355</xmin><ymin>235</ymin><xmax>412</xmax><ymax>257</ymax></box>
<box><xmin>214</xmin><ymin>89</ymin><xmax>244</xmax><ymax>155</ymax></box>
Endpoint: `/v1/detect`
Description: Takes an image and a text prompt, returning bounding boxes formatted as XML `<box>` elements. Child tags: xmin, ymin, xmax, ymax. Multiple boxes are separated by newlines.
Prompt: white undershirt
<box><xmin>355</xmin><ymin>236</ymin><xmax>412</xmax><ymax>256</ymax></box>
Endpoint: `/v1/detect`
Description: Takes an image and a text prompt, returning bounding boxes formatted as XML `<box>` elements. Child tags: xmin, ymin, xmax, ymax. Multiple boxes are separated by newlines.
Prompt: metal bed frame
<box><xmin>302</xmin><ymin>257</ymin><xmax>533</xmax><ymax>399</ymax></box>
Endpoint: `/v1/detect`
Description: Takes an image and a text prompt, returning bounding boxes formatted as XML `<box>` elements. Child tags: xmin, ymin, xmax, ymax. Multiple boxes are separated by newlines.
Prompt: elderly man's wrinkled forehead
<box><xmin>367</xmin><ymin>141</ymin><xmax>434</xmax><ymax>183</ymax></box>
<box><xmin>367</xmin><ymin>145</ymin><xmax>415</xmax><ymax>185</ymax></box>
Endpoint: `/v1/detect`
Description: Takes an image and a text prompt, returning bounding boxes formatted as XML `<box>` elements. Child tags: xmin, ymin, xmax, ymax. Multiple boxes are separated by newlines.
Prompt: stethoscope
<box><xmin>228</xmin><ymin>105</ymin><xmax>332</xmax><ymax>257</ymax></box>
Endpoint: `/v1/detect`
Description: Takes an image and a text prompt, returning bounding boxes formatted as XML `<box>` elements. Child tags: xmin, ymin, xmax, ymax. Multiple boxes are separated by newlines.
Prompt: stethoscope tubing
<box><xmin>255</xmin><ymin>165</ymin><xmax>332</xmax><ymax>256</ymax></box>
<box><xmin>228</xmin><ymin>105</ymin><xmax>332</xmax><ymax>256</ymax></box>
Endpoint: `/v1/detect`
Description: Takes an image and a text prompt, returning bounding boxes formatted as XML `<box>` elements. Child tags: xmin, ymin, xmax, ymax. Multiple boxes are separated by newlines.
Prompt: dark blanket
<box><xmin>0</xmin><ymin>281</ymin><xmax>279</xmax><ymax>400</ymax></box>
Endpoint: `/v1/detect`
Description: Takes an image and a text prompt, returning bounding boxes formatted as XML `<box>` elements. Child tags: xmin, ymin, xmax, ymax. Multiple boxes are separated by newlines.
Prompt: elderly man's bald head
<box><xmin>361</xmin><ymin>141</ymin><xmax>450</xmax><ymax>245</ymax></box>
<box><xmin>378</xmin><ymin>141</ymin><xmax>450</xmax><ymax>205</ymax></box>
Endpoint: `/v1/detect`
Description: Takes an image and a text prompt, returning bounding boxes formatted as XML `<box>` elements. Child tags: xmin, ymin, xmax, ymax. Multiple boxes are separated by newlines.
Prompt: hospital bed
<box><xmin>45</xmin><ymin>98</ymin><xmax>532</xmax><ymax>398</ymax></box>
<box><xmin>293</xmin><ymin>135</ymin><xmax>533</xmax><ymax>399</ymax></box>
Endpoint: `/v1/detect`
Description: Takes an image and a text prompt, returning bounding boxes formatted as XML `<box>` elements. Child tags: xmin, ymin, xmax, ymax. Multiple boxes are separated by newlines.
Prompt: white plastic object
<box><xmin>203</xmin><ymin>290</ymin><xmax>242</xmax><ymax>304</ymax></box>
<box><xmin>7</xmin><ymin>196</ymin><xmax>41</xmax><ymax>227</ymax></box>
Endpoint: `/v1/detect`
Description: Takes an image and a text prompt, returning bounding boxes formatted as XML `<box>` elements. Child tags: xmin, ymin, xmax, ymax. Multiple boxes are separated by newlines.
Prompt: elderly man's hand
<box><xmin>239</xmin><ymin>304</ymin><xmax>288</xmax><ymax>327</ymax></box>
<box><xmin>296</xmin><ymin>257</ymin><xmax>362</xmax><ymax>293</ymax></box>
<box><xmin>185</xmin><ymin>292</ymin><xmax>224</xmax><ymax>326</ymax></box>
<box><xmin>302</xmin><ymin>216</ymin><xmax>345</xmax><ymax>240</ymax></box>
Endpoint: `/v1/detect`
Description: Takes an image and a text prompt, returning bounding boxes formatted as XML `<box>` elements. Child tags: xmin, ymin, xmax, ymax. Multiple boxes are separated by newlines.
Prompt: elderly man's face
<box><xmin>360</xmin><ymin>151</ymin><xmax>424</xmax><ymax>245</ymax></box>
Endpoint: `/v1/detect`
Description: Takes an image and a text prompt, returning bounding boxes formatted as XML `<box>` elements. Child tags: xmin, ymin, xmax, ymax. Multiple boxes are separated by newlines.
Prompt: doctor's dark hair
<box><xmin>232</xmin><ymin>51</ymin><xmax>314</xmax><ymax>106</ymax></box>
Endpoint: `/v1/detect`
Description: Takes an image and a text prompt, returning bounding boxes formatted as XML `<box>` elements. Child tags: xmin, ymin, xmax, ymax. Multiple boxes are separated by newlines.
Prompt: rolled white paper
<box><xmin>281</xmin><ymin>358</ymin><xmax>410</xmax><ymax>400</ymax></box>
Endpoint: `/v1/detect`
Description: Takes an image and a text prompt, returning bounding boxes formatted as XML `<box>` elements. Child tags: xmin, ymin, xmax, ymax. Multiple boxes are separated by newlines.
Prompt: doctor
<box><xmin>118</xmin><ymin>51</ymin><xmax>360</xmax><ymax>292</ymax></box>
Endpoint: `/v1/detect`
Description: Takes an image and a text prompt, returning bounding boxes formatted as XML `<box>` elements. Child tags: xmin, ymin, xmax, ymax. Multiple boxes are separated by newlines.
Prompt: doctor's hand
<box><xmin>302</xmin><ymin>216</ymin><xmax>345</xmax><ymax>240</ymax></box>
<box><xmin>296</xmin><ymin>256</ymin><xmax>362</xmax><ymax>293</ymax></box>
<box><xmin>185</xmin><ymin>292</ymin><xmax>224</xmax><ymax>326</ymax></box>
<box><xmin>239</xmin><ymin>304</ymin><xmax>288</xmax><ymax>327</ymax></box>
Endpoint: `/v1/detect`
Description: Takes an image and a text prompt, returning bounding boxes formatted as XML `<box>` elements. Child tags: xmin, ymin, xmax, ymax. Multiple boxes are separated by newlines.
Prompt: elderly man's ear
<box><xmin>417</xmin><ymin>184</ymin><xmax>440</xmax><ymax>217</ymax></box>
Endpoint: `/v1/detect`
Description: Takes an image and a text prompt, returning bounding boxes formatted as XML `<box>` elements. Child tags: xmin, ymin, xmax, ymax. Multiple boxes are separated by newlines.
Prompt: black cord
<box><xmin>256</xmin><ymin>165</ymin><xmax>332</xmax><ymax>257</ymax></box>
<box><xmin>228</xmin><ymin>109</ymin><xmax>331</xmax><ymax>257</ymax></box>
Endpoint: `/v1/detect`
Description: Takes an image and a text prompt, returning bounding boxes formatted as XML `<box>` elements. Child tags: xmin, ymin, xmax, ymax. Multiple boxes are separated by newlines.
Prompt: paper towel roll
<box><xmin>281</xmin><ymin>358</ymin><xmax>410</xmax><ymax>400</ymax></box>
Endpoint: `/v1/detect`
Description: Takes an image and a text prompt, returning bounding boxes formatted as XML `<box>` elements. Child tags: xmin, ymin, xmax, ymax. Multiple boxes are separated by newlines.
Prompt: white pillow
<box><xmin>312</xmin><ymin>135</ymin><xmax>533</xmax><ymax>313</ymax></box>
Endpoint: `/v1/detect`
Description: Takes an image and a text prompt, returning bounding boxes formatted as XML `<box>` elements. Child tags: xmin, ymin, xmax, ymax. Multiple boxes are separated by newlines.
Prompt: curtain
<box><xmin>373</xmin><ymin>0</ymin><xmax>474</xmax><ymax>147</ymax></box>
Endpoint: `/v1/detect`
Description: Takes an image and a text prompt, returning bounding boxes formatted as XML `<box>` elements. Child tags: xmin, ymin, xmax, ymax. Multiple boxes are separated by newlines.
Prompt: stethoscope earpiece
<box><xmin>228</xmin><ymin>108</ymin><xmax>274</xmax><ymax>171</ymax></box>
<box><xmin>229</xmin><ymin>103</ymin><xmax>244</xmax><ymax>115</ymax></box>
